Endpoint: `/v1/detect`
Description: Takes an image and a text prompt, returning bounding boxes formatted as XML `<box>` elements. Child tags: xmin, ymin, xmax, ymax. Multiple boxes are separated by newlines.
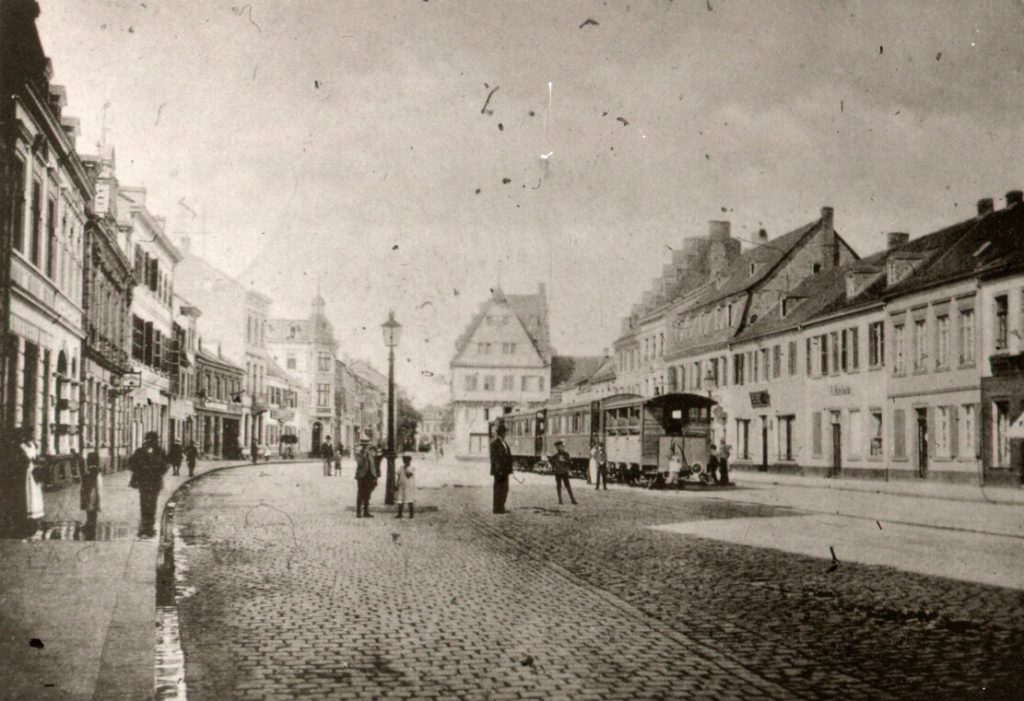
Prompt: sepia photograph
<box><xmin>0</xmin><ymin>0</ymin><xmax>1022</xmax><ymax>698</ymax></box>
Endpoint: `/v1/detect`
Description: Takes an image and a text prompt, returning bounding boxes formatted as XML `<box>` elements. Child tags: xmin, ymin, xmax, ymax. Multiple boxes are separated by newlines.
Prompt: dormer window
<box><xmin>812</xmin><ymin>263</ymin><xmax>822</xmax><ymax>274</ymax></box>
<box><xmin>749</xmin><ymin>262</ymin><xmax>756</xmax><ymax>276</ymax></box>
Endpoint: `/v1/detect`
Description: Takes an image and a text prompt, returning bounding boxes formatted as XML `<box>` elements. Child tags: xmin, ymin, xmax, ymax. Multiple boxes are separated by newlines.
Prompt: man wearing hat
<box><xmin>354</xmin><ymin>437</ymin><xmax>380</xmax><ymax>518</ymax></box>
<box><xmin>549</xmin><ymin>440</ymin><xmax>577</xmax><ymax>505</ymax></box>
<box><xmin>395</xmin><ymin>452</ymin><xmax>416</xmax><ymax>519</ymax></box>
<box><xmin>489</xmin><ymin>422</ymin><xmax>513</xmax><ymax>514</ymax></box>
<box><xmin>128</xmin><ymin>431</ymin><xmax>169</xmax><ymax>538</ymax></box>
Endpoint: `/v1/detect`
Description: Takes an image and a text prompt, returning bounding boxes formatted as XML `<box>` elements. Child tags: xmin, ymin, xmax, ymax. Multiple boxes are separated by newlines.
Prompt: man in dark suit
<box><xmin>490</xmin><ymin>423</ymin><xmax>513</xmax><ymax>514</ymax></box>
<box><xmin>354</xmin><ymin>439</ymin><xmax>380</xmax><ymax>518</ymax></box>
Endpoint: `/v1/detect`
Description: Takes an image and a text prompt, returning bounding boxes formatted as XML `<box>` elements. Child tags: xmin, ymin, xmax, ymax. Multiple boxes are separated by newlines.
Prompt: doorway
<box><xmin>916</xmin><ymin>408</ymin><xmax>928</xmax><ymax>478</ymax></box>
<box><xmin>831</xmin><ymin>423</ymin><xmax>842</xmax><ymax>477</ymax></box>
<box><xmin>312</xmin><ymin>421</ymin><xmax>322</xmax><ymax>454</ymax></box>
<box><xmin>760</xmin><ymin>418</ymin><xmax>768</xmax><ymax>472</ymax></box>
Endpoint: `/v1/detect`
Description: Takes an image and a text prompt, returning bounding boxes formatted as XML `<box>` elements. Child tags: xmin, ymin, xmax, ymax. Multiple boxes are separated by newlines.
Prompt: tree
<box><xmin>396</xmin><ymin>393</ymin><xmax>422</xmax><ymax>452</ymax></box>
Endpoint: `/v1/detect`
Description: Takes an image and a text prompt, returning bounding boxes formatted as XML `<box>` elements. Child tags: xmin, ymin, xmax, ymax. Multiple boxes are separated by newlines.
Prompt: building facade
<box><xmin>194</xmin><ymin>347</ymin><xmax>245</xmax><ymax>458</ymax></box>
<box><xmin>449</xmin><ymin>285</ymin><xmax>552</xmax><ymax>457</ymax></box>
<box><xmin>1</xmin><ymin>0</ymin><xmax>91</xmax><ymax>520</ymax></box>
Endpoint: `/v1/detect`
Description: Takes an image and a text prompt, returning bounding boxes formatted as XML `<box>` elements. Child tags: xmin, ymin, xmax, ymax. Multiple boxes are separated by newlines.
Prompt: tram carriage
<box><xmin>493</xmin><ymin>392</ymin><xmax>717</xmax><ymax>485</ymax></box>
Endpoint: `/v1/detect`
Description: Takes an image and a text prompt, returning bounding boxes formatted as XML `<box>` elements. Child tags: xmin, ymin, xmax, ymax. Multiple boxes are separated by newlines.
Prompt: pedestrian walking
<box><xmin>706</xmin><ymin>444</ymin><xmax>720</xmax><ymax>485</ymax></box>
<box><xmin>20</xmin><ymin>428</ymin><xmax>44</xmax><ymax>539</ymax></box>
<box><xmin>185</xmin><ymin>440</ymin><xmax>199</xmax><ymax>477</ymax></box>
<box><xmin>489</xmin><ymin>423</ymin><xmax>512</xmax><ymax>514</ymax></box>
<box><xmin>169</xmin><ymin>440</ymin><xmax>183</xmax><ymax>476</ymax></box>
<box><xmin>128</xmin><ymin>431</ymin><xmax>169</xmax><ymax>539</ymax></box>
<box><xmin>80</xmin><ymin>452</ymin><xmax>102</xmax><ymax>541</ymax></box>
<box><xmin>395</xmin><ymin>453</ymin><xmax>416</xmax><ymax>519</ymax></box>
<box><xmin>321</xmin><ymin>436</ymin><xmax>334</xmax><ymax>476</ymax></box>
<box><xmin>587</xmin><ymin>442</ymin><xmax>598</xmax><ymax>484</ymax></box>
<box><xmin>549</xmin><ymin>440</ymin><xmax>577</xmax><ymax>505</ymax></box>
<box><xmin>594</xmin><ymin>441</ymin><xmax>608</xmax><ymax>490</ymax></box>
<box><xmin>332</xmin><ymin>442</ymin><xmax>343</xmax><ymax>476</ymax></box>
<box><xmin>354</xmin><ymin>439</ymin><xmax>380</xmax><ymax>518</ymax></box>
<box><xmin>718</xmin><ymin>439</ymin><xmax>732</xmax><ymax>486</ymax></box>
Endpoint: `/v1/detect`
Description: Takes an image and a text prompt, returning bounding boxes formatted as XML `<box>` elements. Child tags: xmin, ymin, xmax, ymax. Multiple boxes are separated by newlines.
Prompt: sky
<box><xmin>36</xmin><ymin>0</ymin><xmax>1024</xmax><ymax>406</ymax></box>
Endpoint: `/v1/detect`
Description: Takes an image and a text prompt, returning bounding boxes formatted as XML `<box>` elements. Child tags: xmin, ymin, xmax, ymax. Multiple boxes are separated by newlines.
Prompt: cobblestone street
<box><xmin>172</xmin><ymin>460</ymin><xmax>1024</xmax><ymax>700</ymax></box>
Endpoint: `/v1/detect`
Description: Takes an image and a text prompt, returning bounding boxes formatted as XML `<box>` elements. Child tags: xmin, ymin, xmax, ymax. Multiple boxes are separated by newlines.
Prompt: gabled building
<box><xmin>193</xmin><ymin>343</ymin><xmax>244</xmax><ymax>458</ymax></box>
<box><xmin>449</xmin><ymin>284</ymin><xmax>552</xmax><ymax>457</ymax></box>
<box><xmin>267</xmin><ymin>295</ymin><xmax>338</xmax><ymax>453</ymax></box>
<box><xmin>265</xmin><ymin>354</ymin><xmax>302</xmax><ymax>452</ymax></box>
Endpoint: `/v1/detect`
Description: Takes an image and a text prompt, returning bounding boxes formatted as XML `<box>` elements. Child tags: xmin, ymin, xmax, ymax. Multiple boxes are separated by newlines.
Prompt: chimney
<box><xmin>708</xmin><ymin>220</ymin><xmax>731</xmax><ymax>241</ymax></box>
<box><xmin>757</xmin><ymin>228</ymin><xmax>768</xmax><ymax>243</ymax></box>
<box><xmin>886</xmin><ymin>232</ymin><xmax>910</xmax><ymax>249</ymax></box>
<box><xmin>1007</xmin><ymin>190</ymin><xmax>1023</xmax><ymax>207</ymax></box>
<box><xmin>818</xmin><ymin>206</ymin><xmax>837</xmax><ymax>272</ymax></box>
<box><xmin>977</xmin><ymin>198</ymin><xmax>994</xmax><ymax>216</ymax></box>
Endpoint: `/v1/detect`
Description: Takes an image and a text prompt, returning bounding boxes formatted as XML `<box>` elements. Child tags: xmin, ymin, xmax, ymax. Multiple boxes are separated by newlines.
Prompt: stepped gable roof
<box><xmin>551</xmin><ymin>355</ymin><xmax>606</xmax><ymax>389</ymax></box>
<box><xmin>733</xmin><ymin>250</ymin><xmax>888</xmax><ymax>343</ymax></box>
<box><xmin>453</xmin><ymin>286</ymin><xmax>551</xmax><ymax>362</ymax></box>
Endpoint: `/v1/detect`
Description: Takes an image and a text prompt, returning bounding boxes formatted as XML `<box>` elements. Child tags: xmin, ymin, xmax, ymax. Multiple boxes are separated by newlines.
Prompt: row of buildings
<box><xmin>450</xmin><ymin>196</ymin><xmax>1024</xmax><ymax>486</ymax></box>
<box><xmin>0</xmin><ymin>1</ymin><xmax>389</xmax><ymax>531</ymax></box>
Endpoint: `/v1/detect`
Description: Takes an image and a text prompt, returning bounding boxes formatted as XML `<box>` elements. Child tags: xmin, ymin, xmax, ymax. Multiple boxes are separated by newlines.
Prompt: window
<box><xmin>849</xmin><ymin>327</ymin><xmax>859</xmax><ymax>370</ymax></box>
<box><xmin>806</xmin><ymin>338</ymin><xmax>812</xmax><ymax>376</ymax></box>
<box><xmin>936</xmin><ymin>315</ymin><xmax>949</xmax><ymax>368</ymax></box>
<box><xmin>483</xmin><ymin>375</ymin><xmax>495</xmax><ymax>391</ymax></box>
<box><xmin>286</xmin><ymin>353</ymin><xmax>296</xmax><ymax>370</ymax></box>
<box><xmin>132</xmin><ymin>315</ymin><xmax>145</xmax><ymax>361</ymax></box>
<box><xmin>751</xmin><ymin>351</ymin><xmax>759</xmax><ymax>383</ymax></box>
<box><xmin>995</xmin><ymin>295</ymin><xmax>1008</xmax><ymax>351</ymax></box>
<box><xmin>10</xmin><ymin>157</ymin><xmax>25</xmax><ymax>252</ymax></box>
<box><xmin>736</xmin><ymin>419</ymin><xmax>750</xmax><ymax>459</ymax></box>
<box><xmin>959</xmin><ymin>308</ymin><xmax>975</xmax><ymax>365</ymax></box>
<box><xmin>45</xmin><ymin>197</ymin><xmax>57</xmax><ymax>279</ymax></box>
<box><xmin>840</xmin><ymin>330</ymin><xmax>849</xmax><ymax>372</ymax></box>
<box><xmin>318</xmin><ymin>351</ymin><xmax>331</xmax><ymax>372</ymax></box>
<box><xmin>733</xmin><ymin>354</ymin><xmax>744</xmax><ymax>385</ymax></box>
<box><xmin>759</xmin><ymin>349</ymin><xmax>768</xmax><ymax>382</ymax></box>
<box><xmin>912</xmin><ymin>319</ymin><xmax>928</xmax><ymax>371</ymax></box>
<box><xmin>870</xmin><ymin>411</ymin><xmax>883</xmax><ymax>457</ymax></box>
<box><xmin>849</xmin><ymin>409</ymin><xmax>861</xmax><ymax>459</ymax></box>
<box><xmin>464</xmin><ymin>375</ymin><xmax>477</xmax><ymax>391</ymax></box>
<box><xmin>659</xmin><ymin>332</ymin><xmax>664</xmax><ymax>357</ymax></box>
<box><xmin>502</xmin><ymin>375</ymin><xmax>513</xmax><ymax>391</ymax></box>
<box><xmin>788</xmin><ymin>341</ymin><xmax>797</xmax><ymax>376</ymax></box>
<box><xmin>773</xmin><ymin>345</ymin><xmax>781</xmax><ymax>378</ymax></box>
<box><xmin>779</xmin><ymin>416</ymin><xmax>795</xmax><ymax>460</ymax></box>
<box><xmin>959</xmin><ymin>404</ymin><xmax>975</xmax><ymax>459</ymax></box>
<box><xmin>893</xmin><ymin>409</ymin><xmax>906</xmax><ymax>459</ymax></box>
<box><xmin>30</xmin><ymin>180</ymin><xmax>42</xmax><ymax>266</ymax></box>
<box><xmin>830</xmin><ymin>331</ymin><xmax>839</xmax><ymax>374</ymax></box>
<box><xmin>538</xmin><ymin>376</ymin><xmax>544</xmax><ymax>391</ymax></box>
<box><xmin>935</xmin><ymin>406</ymin><xmax>950</xmax><ymax>458</ymax></box>
<box><xmin>521</xmin><ymin>376</ymin><xmax>528</xmax><ymax>391</ymax></box>
<box><xmin>893</xmin><ymin>324</ymin><xmax>906</xmax><ymax>375</ymax></box>
<box><xmin>693</xmin><ymin>361</ymin><xmax>701</xmax><ymax>390</ymax></box>
<box><xmin>869</xmin><ymin>321</ymin><xmax>884</xmax><ymax>367</ymax></box>
<box><xmin>993</xmin><ymin>401</ymin><xmax>1011</xmax><ymax>467</ymax></box>
<box><xmin>819</xmin><ymin>335</ymin><xmax>828</xmax><ymax>375</ymax></box>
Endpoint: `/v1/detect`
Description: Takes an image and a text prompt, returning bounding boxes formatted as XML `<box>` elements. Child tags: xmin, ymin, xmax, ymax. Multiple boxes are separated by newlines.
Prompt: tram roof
<box><xmin>643</xmin><ymin>392</ymin><xmax>718</xmax><ymax>410</ymax></box>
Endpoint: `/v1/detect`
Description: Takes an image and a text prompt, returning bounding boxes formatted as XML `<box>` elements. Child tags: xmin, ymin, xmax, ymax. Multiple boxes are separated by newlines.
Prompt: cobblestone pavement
<box><xmin>173</xmin><ymin>461</ymin><xmax>1024</xmax><ymax>700</ymax></box>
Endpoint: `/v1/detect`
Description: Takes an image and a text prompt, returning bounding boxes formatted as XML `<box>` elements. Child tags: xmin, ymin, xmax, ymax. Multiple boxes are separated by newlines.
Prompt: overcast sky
<box><xmin>37</xmin><ymin>0</ymin><xmax>1024</xmax><ymax>405</ymax></box>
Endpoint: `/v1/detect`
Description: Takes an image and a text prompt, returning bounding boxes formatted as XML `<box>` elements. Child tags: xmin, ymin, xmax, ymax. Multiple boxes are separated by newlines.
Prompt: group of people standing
<box><xmin>320</xmin><ymin>437</ymin><xmax>344</xmax><ymax>477</ymax></box>
<box><xmin>351</xmin><ymin>438</ymin><xmax>416</xmax><ymax>519</ymax></box>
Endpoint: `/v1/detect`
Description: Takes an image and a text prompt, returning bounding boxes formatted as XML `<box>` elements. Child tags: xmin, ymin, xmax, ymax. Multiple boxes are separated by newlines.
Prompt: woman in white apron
<box><xmin>395</xmin><ymin>453</ymin><xmax>416</xmax><ymax>519</ymax></box>
<box><xmin>588</xmin><ymin>442</ymin><xmax>599</xmax><ymax>484</ymax></box>
<box><xmin>22</xmin><ymin>430</ymin><xmax>44</xmax><ymax>538</ymax></box>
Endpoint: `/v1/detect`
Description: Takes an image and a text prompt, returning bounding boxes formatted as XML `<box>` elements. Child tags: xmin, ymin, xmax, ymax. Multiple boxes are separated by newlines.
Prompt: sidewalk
<box><xmin>730</xmin><ymin>465</ymin><xmax>1024</xmax><ymax>505</ymax></box>
<box><xmin>0</xmin><ymin>456</ymin><xmax>312</xmax><ymax>701</ymax></box>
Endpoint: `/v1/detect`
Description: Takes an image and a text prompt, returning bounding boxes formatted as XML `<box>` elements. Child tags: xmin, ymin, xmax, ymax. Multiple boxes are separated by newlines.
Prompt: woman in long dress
<box><xmin>395</xmin><ymin>453</ymin><xmax>416</xmax><ymax>519</ymax></box>
<box><xmin>22</xmin><ymin>429</ymin><xmax>44</xmax><ymax>538</ymax></box>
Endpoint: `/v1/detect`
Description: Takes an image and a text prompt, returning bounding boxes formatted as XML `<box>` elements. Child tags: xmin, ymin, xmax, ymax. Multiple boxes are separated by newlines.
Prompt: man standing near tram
<box><xmin>489</xmin><ymin>422</ymin><xmax>512</xmax><ymax>514</ymax></box>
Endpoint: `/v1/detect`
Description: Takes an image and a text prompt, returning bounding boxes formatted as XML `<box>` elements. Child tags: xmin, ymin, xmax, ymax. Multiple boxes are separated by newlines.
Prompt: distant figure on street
<box><xmin>489</xmin><ymin>423</ymin><xmax>512</xmax><ymax>514</ymax></box>
<box><xmin>185</xmin><ymin>440</ymin><xmax>199</xmax><ymax>477</ymax></box>
<box><xmin>333</xmin><ymin>442</ymin><xmax>343</xmax><ymax>476</ymax></box>
<box><xmin>549</xmin><ymin>440</ymin><xmax>577</xmax><ymax>505</ymax></box>
<box><xmin>321</xmin><ymin>437</ymin><xmax>334</xmax><ymax>476</ymax></box>
<box><xmin>587</xmin><ymin>442</ymin><xmax>598</xmax><ymax>484</ymax></box>
<box><xmin>706</xmin><ymin>444</ymin><xmax>720</xmax><ymax>485</ymax></box>
<box><xmin>20</xmin><ymin>428</ymin><xmax>44</xmax><ymax>539</ymax></box>
<box><xmin>354</xmin><ymin>440</ymin><xmax>380</xmax><ymax>518</ymax></box>
<box><xmin>80</xmin><ymin>452</ymin><xmax>102</xmax><ymax>540</ymax></box>
<box><xmin>128</xmin><ymin>431</ymin><xmax>169</xmax><ymax>539</ymax></box>
<box><xmin>395</xmin><ymin>453</ymin><xmax>416</xmax><ymax>519</ymax></box>
<box><xmin>718</xmin><ymin>439</ymin><xmax>732</xmax><ymax>486</ymax></box>
<box><xmin>169</xmin><ymin>441</ymin><xmax>184</xmax><ymax>476</ymax></box>
<box><xmin>594</xmin><ymin>442</ymin><xmax>608</xmax><ymax>490</ymax></box>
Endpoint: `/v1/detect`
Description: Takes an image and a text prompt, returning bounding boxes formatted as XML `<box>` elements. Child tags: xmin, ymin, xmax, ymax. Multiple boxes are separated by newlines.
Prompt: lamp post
<box><xmin>381</xmin><ymin>310</ymin><xmax>402</xmax><ymax>505</ymax></box>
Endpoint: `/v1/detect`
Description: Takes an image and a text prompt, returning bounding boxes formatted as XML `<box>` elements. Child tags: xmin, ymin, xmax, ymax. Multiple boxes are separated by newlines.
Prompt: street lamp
<box><xmin>381</xmin><ymin>310</ymin><xmax>402</xmax><ymax>505</ymax></box>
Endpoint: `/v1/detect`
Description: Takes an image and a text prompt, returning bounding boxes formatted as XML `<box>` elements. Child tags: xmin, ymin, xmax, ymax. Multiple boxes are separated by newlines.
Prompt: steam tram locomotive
<box><xmin>494</xmin><ymin>392</ymin><xmax>718</xmax><ymax>485</ymax></box>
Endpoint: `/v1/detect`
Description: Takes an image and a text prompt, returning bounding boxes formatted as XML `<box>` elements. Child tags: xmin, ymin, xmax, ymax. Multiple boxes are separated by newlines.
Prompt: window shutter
<box><xmin>893</xmin><ymin>409</ymin><xmax>906</xmax><ymax>458</ymax></box>
<box><xmin>927</xmin><ymin>406</ymin><xmax>936</xmax><ymax>457</ymax></box>
<box><xmin>949</xmin><ymin>405</ymin><xmax>958</xmax><ymax>458</ymax></box>
<box><xmin>812</xmin><ymin>412</ymin><xmax>822</xmax><ymax>455</ymax></box>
